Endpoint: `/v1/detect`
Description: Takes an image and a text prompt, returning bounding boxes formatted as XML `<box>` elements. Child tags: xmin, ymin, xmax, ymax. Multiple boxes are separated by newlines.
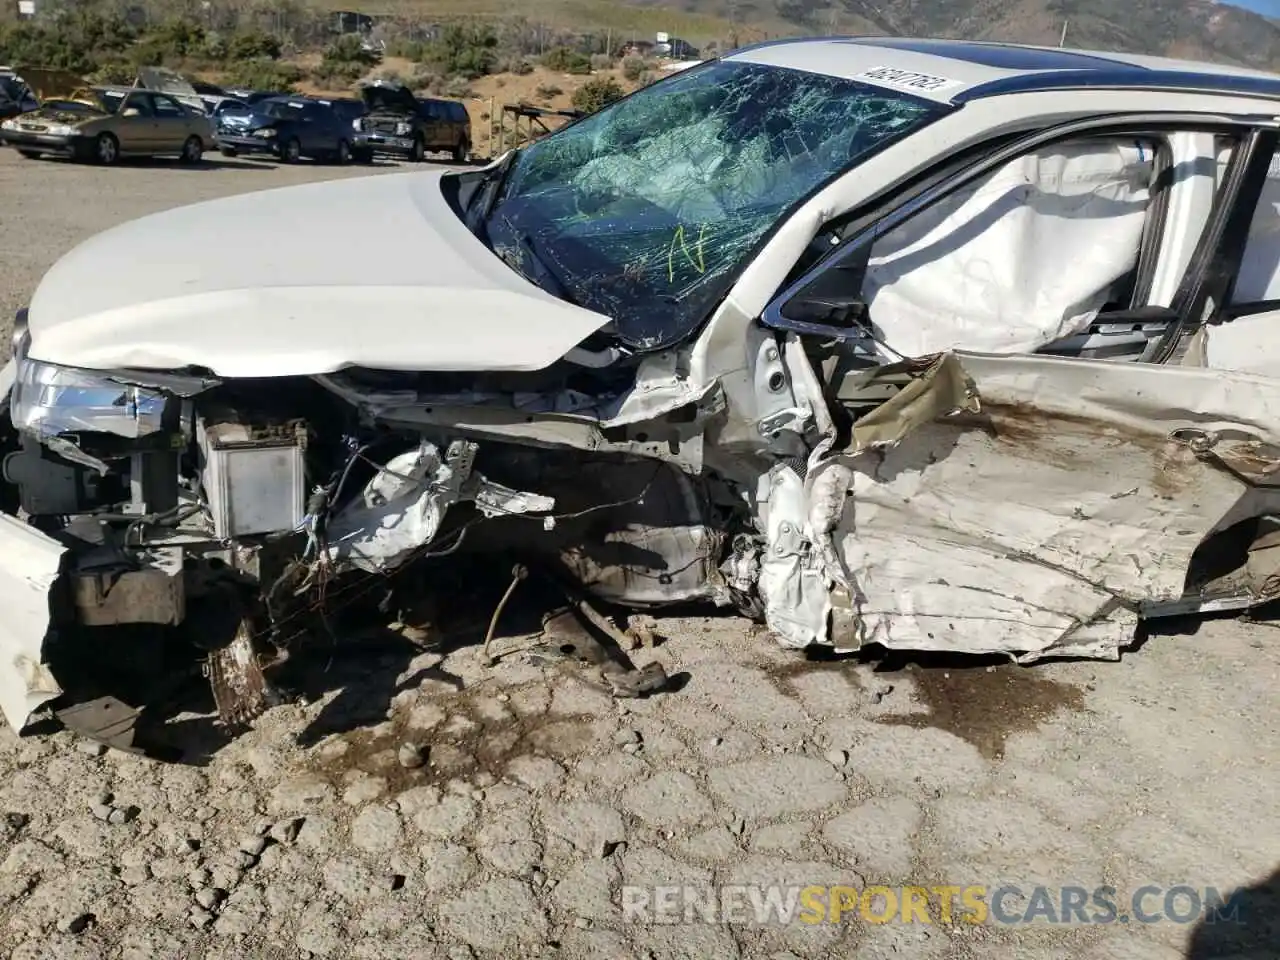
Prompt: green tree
<box><xmin>425</xmin><ymin>24</ymin><xmax>497</xmax><ymax>79</ymax></box>
<box><xmin>223</xmin><ymin>59</ymin><xmax>303</xmax><ymax>92</ymax></box>
<box><xmin>621</xmin><ymin>56</ymin><xmax>645</xmax><ymax>81</ymax></box>
<box><xmin>0</xmin><ymin>11</ymin><xmax>136</xmax><ymax>75</ymax></box>
<box><xmin>571</xmin><ymin>76</ymin><xmax>624</xmax><ymax>114</ymax></box>
<box><xmin>321</xmin><ymin>34</ymin><xmax>380</xmax><ymax>68</ymax></box>
<box><xmin>131</xmin><ymin>19</ymin><xmax>206</xmax><ymax>65</ymax></box>
<box><xmin>227</xmin><ymin>30</ymin><xmax>282</xmax><ymax>61</ymax></box>
<box><xmin>542</xmin><ymin>45</ymin><xmax>591</xmax><ymax>75</ymax></box>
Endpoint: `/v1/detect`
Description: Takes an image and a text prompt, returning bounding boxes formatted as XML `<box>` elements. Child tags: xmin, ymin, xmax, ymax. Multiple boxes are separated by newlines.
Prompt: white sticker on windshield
<box><xmin>856</xmin><ymin>66</ymin><xmax>963</xmax><ymax>93</ymax></box>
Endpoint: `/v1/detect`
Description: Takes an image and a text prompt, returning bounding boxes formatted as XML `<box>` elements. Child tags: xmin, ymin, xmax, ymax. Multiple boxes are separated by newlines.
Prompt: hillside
<box><xmin>818</xmin><ymin>0</ymin><xmax>1280</xmax><ymax>69</ymax></box>
<box><xmin>332</xmin><ymin>0</ymin><xmax>1280</xmax><ymax>69</ymax></box>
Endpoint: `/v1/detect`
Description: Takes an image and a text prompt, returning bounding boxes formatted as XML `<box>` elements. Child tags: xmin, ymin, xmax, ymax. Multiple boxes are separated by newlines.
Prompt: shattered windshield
<box><xmin>481</xmin><ymin>59</ymin><xmax>947</xmax><ymax>351</ymax></box>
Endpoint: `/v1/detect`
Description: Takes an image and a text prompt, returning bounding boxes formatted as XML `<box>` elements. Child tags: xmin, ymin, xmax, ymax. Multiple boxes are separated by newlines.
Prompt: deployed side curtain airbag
<box><xmin>1229</xmin><ymin>151</ymin><xmax>1280</xmax><ymax>304</ymax></box>
<box><xmin>863</xmin><ymin>140</ymin><xmax>1156</xmax><ymax>356</ymax></box>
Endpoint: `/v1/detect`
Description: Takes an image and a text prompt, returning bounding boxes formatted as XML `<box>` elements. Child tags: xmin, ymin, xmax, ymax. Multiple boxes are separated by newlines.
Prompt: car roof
<box><xmin>725</xmin><ymin>36</ymin><xmax>1280</xmax><ymax>105</ymax></box>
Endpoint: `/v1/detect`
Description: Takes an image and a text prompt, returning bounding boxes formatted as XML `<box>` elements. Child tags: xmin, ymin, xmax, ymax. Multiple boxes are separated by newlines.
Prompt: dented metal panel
<box><xmin>816</xmin><ymin>352</ymin><xmax>1280</xmax><ymax>660</ymax></box>
<box><xmin>0</xmin><ymin>513</ymin><xmax>66</xmax><ymax>730</ymax></box>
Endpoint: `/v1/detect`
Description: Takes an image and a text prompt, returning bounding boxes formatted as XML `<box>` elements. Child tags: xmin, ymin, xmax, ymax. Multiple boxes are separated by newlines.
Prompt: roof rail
<box><xmin>960</xmin><ymin>67</ymin><xmax>1280</xmax><ymax>103</ymax></box>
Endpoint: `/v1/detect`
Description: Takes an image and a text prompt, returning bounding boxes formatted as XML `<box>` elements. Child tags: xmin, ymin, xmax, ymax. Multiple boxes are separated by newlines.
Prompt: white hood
<box><xmin>25</xmin><ymin>171</ymin><xmax>611</xmax><ymax>377</ymax></box>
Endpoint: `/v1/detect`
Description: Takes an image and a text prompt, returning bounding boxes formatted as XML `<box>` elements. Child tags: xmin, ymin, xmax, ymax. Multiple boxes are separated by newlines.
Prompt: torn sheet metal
<box><xmin>1196</xmin><ymin>311</ymin><xmax>1280</xmax><ymax>380</ymax></box>
<box><xmin>837</xmin><ymin>352</ymin><xmax>980</xmax><ymax>452</ymax></box>
<box><xmin>758</xmin><ymin>461</ymin><xmax>835</xmax><ymax>648</ymax></box>
<box><xmin>324</xmin><ymin>439</ymin><xmax>554</xmax><ymax>574</ymax></box>
<box><xmin>313</xmin><ymin>374</ymin><xmax>708</xmax><ymax>472</ymax></box>
<box><xmin>559</xmin><ymin>523</ymin><xmax>726</xmax><ymax>607</ymax></box>
<box><xmin>784</xmin><ymin>352</ymin><xmax>1280</xmax><ymax>660</ymax></box>
<box><xmin>544</xmin><ymin>459</ymin><xmax>731</xmax><ymax>608</ymax></box>
<box><xmin>0</xmin><ymin>512</ymin><xmax>67</xmax><ymax>730</ymax></box>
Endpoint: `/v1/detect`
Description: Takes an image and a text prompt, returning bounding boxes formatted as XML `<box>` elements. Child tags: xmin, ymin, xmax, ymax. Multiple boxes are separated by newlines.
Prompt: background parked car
<box><xmin>0</xmin><ymin>68</ymin><xmax>212</xmax><ymax>164</ymax></box>
<box><xmin>211</xmin><ymin>98</ymin><xmax>249</xmax><ymax>120</ymax></box>
<box><xmin>222</xmin><ymin>88</ymin><xmax>289</xmax><ymax>106</ymax></box>
<box><xmin>0</xmin><ymin>73</ymin><xmax>36</xmax><ymax>120</ymax></box>
<box><xmin>356</xmin><ymin>81</ymin><xmax>471</xmax><ymax>162</ymax></box>
<box><xmin>215</xmin><ymin>95</ymin><xmax>358</xmax><ymax>163</ymax></box>
<box><xmin>422</xmin><ymin>97</ymin><xmax>471</xmax><ymax>162</ymax></box>
<box><xmin>319</xmin><ymin>96</ymin><xmax>375</xmax><ymax>162</ymax></box>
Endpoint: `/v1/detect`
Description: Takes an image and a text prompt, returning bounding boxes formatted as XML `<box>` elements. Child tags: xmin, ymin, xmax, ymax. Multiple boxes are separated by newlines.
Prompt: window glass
<box><xmin>121</xmin><ymin>95</ymin><xmax>153</xmax><ymax>117</ymax></box>
<box><xmin>1230</xmin><ymin>147</ymin><xmax>1280</xmax><ymax>304</ymax></box>
<box><xmin>151</xmin><ymin>95</ymin><xmax>185</xmax><ymax>117</ymax></box>
<box><xmin>482</xmin><ymin>59</ymin><xmax>947</xmax><ymax>350</ymax></box>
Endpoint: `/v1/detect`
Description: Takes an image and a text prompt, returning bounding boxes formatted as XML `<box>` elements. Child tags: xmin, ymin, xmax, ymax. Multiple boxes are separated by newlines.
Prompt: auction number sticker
<box><xmin>856</xmin><ymin>66</ymin><xmax>963</xmax><ymax>93</ymax></box>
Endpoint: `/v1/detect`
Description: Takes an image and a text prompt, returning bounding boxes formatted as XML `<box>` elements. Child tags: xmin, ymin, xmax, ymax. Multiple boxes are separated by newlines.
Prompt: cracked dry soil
<box><xmin>0</xmin><ymin>151</ymin><xmax>1277</xmax><ymax>960</ymax></box>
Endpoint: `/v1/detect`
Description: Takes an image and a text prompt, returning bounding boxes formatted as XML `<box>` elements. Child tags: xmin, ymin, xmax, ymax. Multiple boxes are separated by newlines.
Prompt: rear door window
<box><xmin>1228</xmin><ymin>147</ymin><xmax>1280</xmax><ymax>305</ymax></box>
<box><xmin>121</xmin><ymin>93</ymin><xmax>154</xmax><ymax>117</ymax></box>
<box><xmin>151</xmin><ymin>94</ymin><xmax>186</xmax><ymax>117</ymax></box>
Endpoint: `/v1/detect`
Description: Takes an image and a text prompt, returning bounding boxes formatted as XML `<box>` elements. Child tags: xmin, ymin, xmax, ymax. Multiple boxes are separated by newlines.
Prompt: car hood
<box><xmin>360</xmin><ymin>84</ymin><xmax>415</xmax><ymax>115</ymax></box>
<box><xmin>137</xmin><ymin>66</ymin><xmax>197</xmax><ymax>99</ymax></box>
<box><xmin>14</xmin><ymin>105</ymin><xmax>101</xmax><ymax>125</ymax></box>
<box><xmin>25</xmin><ymin>171</ymin><xmax>613</xmax><ymax>377</ymax></box>
<box><xmin>13</xmin><ymin>66</ymin><xmax>98</xmax><ymax>108</ymax></box>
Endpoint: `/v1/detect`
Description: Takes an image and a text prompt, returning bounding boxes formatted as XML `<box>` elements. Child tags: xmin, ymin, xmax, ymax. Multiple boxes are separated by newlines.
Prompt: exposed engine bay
<box><xmin>0</xmin><ymin>321</ymin><xmax>768</xmax><ymax>743</ymax></box>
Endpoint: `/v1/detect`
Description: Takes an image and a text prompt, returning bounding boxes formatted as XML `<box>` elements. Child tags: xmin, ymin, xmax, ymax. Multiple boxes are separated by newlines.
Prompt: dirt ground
<box><xmin>0</xmin><ymin>148</ymin><xmax>1277</xmax><ymax>960</ymax></box>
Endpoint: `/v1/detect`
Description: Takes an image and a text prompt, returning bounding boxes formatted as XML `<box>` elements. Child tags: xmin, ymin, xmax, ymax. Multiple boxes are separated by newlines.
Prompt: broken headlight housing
<box><xmin>395</xmin><ymin>120</ymin><xmax>412</xmax><ymax>135</ymax></box>
<box><xmin>9</xmin><ymin>338</ymin><xmax>170</xmax><ymax>441</ymax></box>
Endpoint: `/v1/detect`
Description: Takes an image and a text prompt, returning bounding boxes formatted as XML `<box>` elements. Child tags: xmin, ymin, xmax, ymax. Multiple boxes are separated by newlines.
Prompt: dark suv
<box><xmin>357</xmin><ymin>82</ymin><xmax>471</xmax><ymax>163</ymax></box>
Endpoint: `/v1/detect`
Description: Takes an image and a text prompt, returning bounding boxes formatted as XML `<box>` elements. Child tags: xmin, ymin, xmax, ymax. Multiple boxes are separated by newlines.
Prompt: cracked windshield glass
<box><xmin>481</xmin><ymin>59</ymin><xmax>947</xmax><ymax>351</ymax></box>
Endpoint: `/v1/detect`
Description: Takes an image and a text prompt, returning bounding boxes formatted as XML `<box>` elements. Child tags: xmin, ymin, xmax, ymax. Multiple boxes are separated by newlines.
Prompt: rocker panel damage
<box><xmin>797</xmin><ymin>352</ymin><xmax>1280</xmax><ymax>661</ymax></box>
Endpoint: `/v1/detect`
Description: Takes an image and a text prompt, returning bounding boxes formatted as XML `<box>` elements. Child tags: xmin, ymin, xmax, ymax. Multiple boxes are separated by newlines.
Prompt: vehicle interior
<box><xmin>772</xmin><ymin>124</ymin><xmax>1280</xmax><ymax>371</ymax></box>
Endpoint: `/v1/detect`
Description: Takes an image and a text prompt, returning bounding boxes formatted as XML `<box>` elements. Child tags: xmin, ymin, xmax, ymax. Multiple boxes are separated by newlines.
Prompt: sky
<box><xmin>1225</xmin><ymin>0</ymin><xmax>1280</xmax><ymax>17</ymax></box>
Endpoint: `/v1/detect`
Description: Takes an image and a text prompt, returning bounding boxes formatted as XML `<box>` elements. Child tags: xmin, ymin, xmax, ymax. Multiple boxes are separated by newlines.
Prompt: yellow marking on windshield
<box><xmin>668</xmin><ymin>224</ymin><xmax>708</xmax><ymax>284</ymax></box>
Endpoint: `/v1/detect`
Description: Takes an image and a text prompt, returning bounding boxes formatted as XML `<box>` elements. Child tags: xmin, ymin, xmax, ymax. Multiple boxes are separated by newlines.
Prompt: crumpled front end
<box><xmin>0</xmin><ymin>313</ymin><xmax>747</xmax><ymax>739</ymax></box>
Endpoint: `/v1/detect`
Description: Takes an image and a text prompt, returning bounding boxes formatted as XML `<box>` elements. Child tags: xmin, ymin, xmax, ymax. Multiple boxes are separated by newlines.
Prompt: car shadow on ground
<box><xmin>21</xmin><ymin>154</ymin><xmax>276</xmax><ymax>172</ymax></box>
<box><xmin>219</xmin><ymin>156</ymin><xmax>407</xmax><ymax>170</ymax></box>
<box><xmin>1184</xmin><ymin>866</ymin><xmax>1280</xmax><ymax>957</ymax></box>
<box><xmin>58</xmin><ymin>558</ymin><xmax>565</xmax><ymax>765</ymax></box>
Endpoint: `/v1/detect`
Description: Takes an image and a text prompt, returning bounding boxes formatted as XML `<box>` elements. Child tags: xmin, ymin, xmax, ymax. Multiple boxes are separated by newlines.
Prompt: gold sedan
<box><xmin>0</xmin><ymin>67</ymin><xmax>215</xmax><ymax>164</ymax></box>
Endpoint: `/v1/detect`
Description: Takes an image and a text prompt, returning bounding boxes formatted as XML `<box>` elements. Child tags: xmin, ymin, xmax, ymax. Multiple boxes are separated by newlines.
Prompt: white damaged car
<box><xmin>6</xmin><ymin>36</ymin><xmax>1280</xmax><ymax>742</ymax></box>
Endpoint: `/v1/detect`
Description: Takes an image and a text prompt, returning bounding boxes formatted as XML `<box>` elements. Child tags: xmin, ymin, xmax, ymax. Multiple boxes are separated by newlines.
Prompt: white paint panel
<box><xmin>25</xmin><ymin>170</ymin><xmax>611</xmax><ymax>377</ymax></box>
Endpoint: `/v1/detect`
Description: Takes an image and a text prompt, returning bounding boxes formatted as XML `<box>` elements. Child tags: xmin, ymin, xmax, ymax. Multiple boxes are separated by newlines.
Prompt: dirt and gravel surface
<box><xmin>0</xmin><ymin>148</ymin><xmax>1277</xmax><ymax>960</ymax></box>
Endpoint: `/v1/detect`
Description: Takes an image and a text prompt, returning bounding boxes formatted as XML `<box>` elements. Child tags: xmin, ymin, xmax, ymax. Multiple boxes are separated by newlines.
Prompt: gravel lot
<box><xmin>0</xmin><ymin>147</ymin><xmax>1277</xmax><ymax>960</ymax></box>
